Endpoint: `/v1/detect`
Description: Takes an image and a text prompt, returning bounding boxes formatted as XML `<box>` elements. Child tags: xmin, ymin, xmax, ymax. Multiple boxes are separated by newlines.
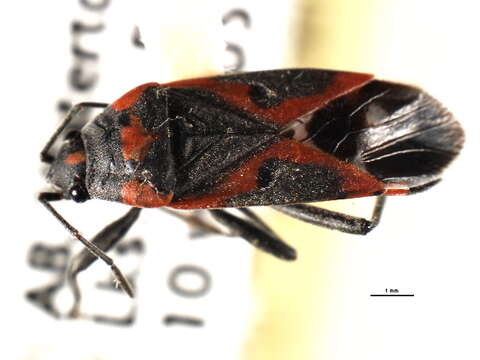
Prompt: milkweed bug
<box><xmin>40</xmin><ymin>69</ymin><xmax>464</xmax><ymax>315</ymax></box>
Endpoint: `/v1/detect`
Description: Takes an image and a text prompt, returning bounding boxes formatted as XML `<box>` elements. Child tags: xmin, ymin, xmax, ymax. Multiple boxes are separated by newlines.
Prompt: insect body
<box><xmin>40</xmin><ymin>69</ymin><xmax>464</xmax><ymax>315</ymax></box>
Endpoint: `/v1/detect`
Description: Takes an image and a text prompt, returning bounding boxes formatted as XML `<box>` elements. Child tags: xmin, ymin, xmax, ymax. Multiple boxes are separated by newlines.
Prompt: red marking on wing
<box><xmin>121</xmin><ymin>114</ymin><xmax>161</xmax><ymax>162</ymax></box>
<box><xmin>121</xmin><ymin>180</ymin><xmax>173</xmax><ymax>208</ymax></box>
<box><xmin>111</xmin><ymin>82</ymin><xmax>159</xmax><ymax>112</ymax></box>
<box><xmin>383</xmin><ymin>187</ymin><xmax>410</xmax><ymax>196</ymax></box>
<box><xmin>64</xmin><ymin>151</ymin><xmax>86</xmax><ymax>165</ymax></box>
<box><xmin>166</xmin><ymin>72</ymin><xmax>373</xmax><ymax>125</ymax></box>
<box><xmin>170</xmin><ymin>139</ymin><xmax>386</xmax><ymax>209</ymax></box>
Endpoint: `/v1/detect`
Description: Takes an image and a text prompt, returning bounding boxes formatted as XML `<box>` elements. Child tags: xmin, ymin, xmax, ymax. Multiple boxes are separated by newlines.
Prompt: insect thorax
<box><xmin>81</xmin><ymin>104</ymin><xmax>175</xmax><ymax>206</ymax></box>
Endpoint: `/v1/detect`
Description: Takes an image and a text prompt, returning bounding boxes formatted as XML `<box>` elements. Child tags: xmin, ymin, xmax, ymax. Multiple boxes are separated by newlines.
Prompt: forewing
<box><xmin>170</xmin><ymin>138</ymin><xmax>387</xmax><ymax>209</ymax></box>
<box><xmin>166</xmin><ymin>69</ymin><xmax>373</xmax><ymax>126</ymax></box>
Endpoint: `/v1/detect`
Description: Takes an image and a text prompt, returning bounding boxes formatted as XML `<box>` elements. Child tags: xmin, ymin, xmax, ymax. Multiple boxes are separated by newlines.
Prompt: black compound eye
<box><xmin>69</xmin><ymin>183</ymin><xmax>89</xmax><ymax>203</ymax></box>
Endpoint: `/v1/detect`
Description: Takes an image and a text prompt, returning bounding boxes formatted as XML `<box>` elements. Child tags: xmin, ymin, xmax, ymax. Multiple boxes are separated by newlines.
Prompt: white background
<box><xmin>0</xmin><ymin>1</ymin><xmax>479</xmax><ymax>359</ymax></box>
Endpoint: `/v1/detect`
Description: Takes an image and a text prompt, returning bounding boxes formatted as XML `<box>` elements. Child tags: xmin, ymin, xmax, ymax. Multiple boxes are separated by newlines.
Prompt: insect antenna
<box><xmin>41</xmin><ymin>102</ymin><xmax>108</xmax><ymax>163</ymax></box>
<box><xmin>38</xmin><ymin>192</ymin><xmax>135</xmax><ymax>301</ymax></box>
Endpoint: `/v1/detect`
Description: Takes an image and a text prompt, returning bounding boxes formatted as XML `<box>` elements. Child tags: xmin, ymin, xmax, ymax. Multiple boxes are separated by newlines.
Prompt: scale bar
<box><xmin>370</xmin><ymin>294</ymin><xmax>414</xmax><ymax>297</ymax></box>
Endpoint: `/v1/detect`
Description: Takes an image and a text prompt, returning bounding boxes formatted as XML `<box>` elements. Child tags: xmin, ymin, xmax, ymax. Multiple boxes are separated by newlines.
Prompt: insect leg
<box><xmin>160</xmin><ymin>208</ymin><xmax>225</xmax><ymax>237</ymax></box>
<box><xmin>209</xmin><ymin>209</ymin><xmax>296</xmax><ymax>260</ymax></box>
<box><xmin>237</xmin><ymin>208</ymin><xmax>278</xmax><ymax>233</ymax></box>
<box><xmin>68</xmin><ymin>207</ymin><xmax>141</xmax><ymax>317</ymax></box>
<box><xmin>272</xmin><ymin>196</ymin><xmax>386</xmax><ymax>235</ymax></box>
<box><xmin>38</xmin><ymin>192</ymin><xmax>136</xmax><ymax>306</ymax></box>
<box><xmin>41</xmin><ymin>102</ymin><xmax>108</xmax><ymax>163</ymax></box>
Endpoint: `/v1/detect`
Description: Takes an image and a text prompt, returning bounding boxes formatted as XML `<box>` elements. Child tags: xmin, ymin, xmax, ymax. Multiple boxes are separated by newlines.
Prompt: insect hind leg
<box><xmin>272</xmin><ymin>196</ymin><xmax>386</xmax><ymax>235</ymax></box>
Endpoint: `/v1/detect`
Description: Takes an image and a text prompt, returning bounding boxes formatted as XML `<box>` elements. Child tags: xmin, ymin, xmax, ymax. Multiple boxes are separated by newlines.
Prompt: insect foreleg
<box><xmin>67</xmin><ymin>208</ymin><xmax>141</xmax><ymax>317</ymax></box>
<box><xmin>38</xmin><ymin>192</ymin><xmax>136</xmax><ymax>312</ymax></box>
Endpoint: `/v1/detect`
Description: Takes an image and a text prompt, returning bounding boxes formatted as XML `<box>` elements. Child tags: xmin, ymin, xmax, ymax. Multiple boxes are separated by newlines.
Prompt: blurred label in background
<box><xmin>22</xmin><ymin>0</ymin><xmax>297</xmax><ymax>359</ymax></box>
<box><xmin>7</xmin><ymin>0</ymin><xmax>477</xmax><ymax>359</ymax></box>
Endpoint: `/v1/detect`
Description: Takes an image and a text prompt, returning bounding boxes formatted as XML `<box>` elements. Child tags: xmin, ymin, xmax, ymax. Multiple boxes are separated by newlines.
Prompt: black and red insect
<box><xmin>40</xmin><ymin>69</ymin><xmax>463</xmax><ymax>314</ymax></box>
